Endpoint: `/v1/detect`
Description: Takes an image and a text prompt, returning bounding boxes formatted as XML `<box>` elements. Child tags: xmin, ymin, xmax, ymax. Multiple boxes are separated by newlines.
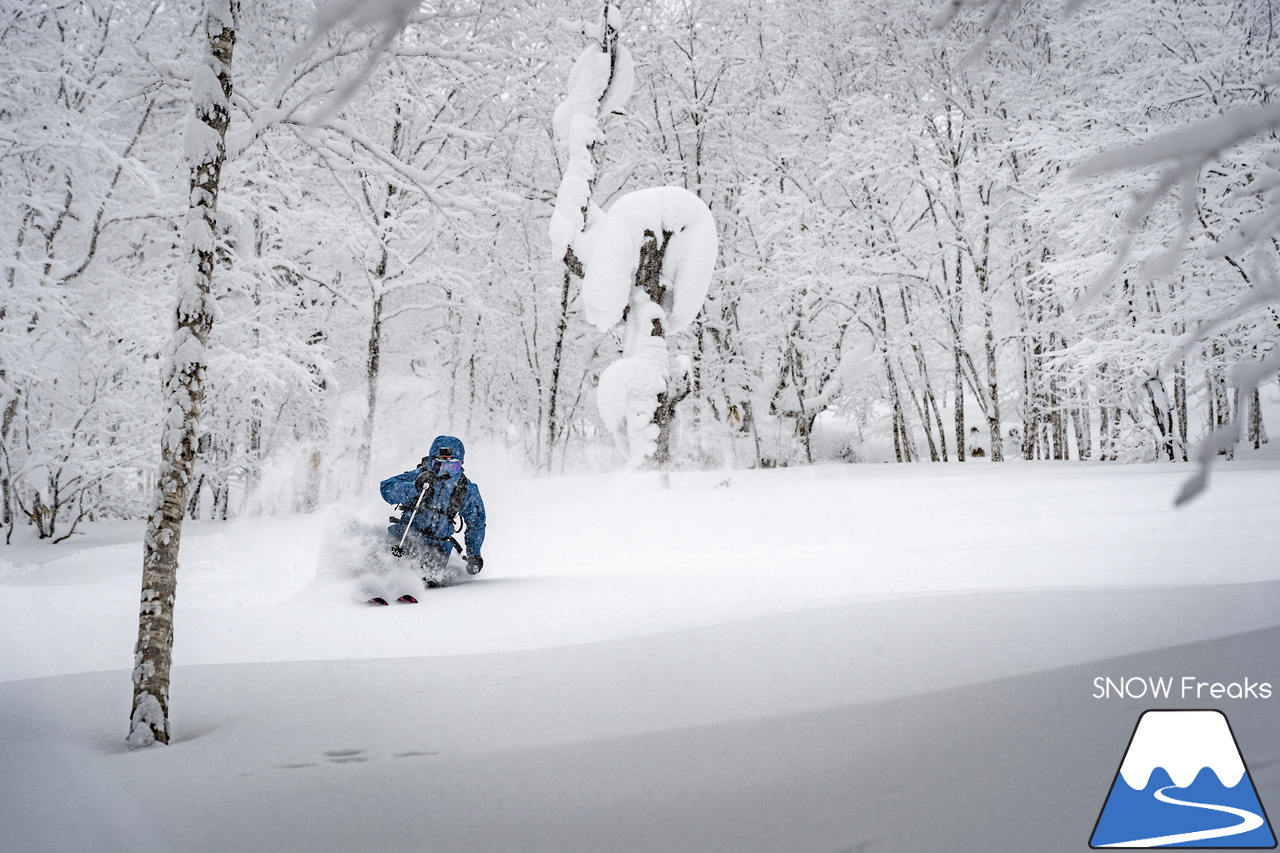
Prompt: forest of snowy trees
<box><xmin>3</xmin><ymin>0</ymin><xmax>1278</xmax><ymax>538</ymax></box>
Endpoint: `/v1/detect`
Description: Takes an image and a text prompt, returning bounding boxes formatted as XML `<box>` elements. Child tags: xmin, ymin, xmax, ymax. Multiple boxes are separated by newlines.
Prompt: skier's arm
<box><xmin>461</xmin><ymin>483</ymin><xmax>486</xmax><ymax>556</ymax></box>
<box><xmin>379</xmin><ymin>470</ymin><xmax>420</xmax><ymax>506</ymax></box>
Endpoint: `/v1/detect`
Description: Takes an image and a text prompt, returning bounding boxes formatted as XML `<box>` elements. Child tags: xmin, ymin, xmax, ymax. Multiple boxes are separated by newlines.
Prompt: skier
<box><xmin>381</xmin><ymin>435</ymin><xmax>486</xmax><ymax>587</ymax></box>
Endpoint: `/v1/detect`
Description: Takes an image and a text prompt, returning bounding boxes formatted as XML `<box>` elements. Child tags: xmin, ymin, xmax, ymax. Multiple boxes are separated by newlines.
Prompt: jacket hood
<box><xmin>428</xmin><ymin>435</ymin><xmax>465</xmax><ymax>463</ymax></box>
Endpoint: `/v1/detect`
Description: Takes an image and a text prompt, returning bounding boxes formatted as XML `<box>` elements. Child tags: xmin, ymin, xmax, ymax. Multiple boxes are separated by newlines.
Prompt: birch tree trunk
<box><xmin>128</xmin><ymin>0</ymin><xmax>237</xmax><ymax>748</ymax></box>
<box><xmin>976</xmin><ymin>215</ymin><xmax>1003</xmax><ymax>462</ymax></box>
<box><xmin>357</xmin><ymin>272</ymin><xmax>385</xmax><ymax>485</ymax></box>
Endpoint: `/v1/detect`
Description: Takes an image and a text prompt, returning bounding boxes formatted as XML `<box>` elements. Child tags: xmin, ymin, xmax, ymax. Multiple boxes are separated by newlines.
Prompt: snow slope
<box><xmin>2</xmin><ymin>460</ymin><xmax>1279</xmax><ymax>852</ymax></box>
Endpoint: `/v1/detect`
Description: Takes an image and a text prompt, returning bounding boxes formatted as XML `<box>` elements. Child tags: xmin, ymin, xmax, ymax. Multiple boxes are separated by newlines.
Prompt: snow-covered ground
<box><xmin>3</xmin><ymin>459</ymin><xmax>1279</xmax><ymax>852</ymax></box>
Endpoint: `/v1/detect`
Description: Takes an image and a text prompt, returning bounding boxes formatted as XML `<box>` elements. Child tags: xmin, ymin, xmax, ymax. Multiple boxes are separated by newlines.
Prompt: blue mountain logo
<box><xmin>1091</xmin><ymin>710</ymin><xmax>1276</xmax><ymax>848</ymax></box>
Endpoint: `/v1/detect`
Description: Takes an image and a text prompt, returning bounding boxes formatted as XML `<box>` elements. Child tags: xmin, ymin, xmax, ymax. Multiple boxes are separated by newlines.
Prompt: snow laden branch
<box><xmin>1175</xmin><ymin>344</ymin><xmax>1280</xmax><ymax>506</ymax></box>
<box><xmin>269</xmin><ymin>0</ymin><xmax>488</xmax><ymax>128</ymax></box>
<box><xmin>1072</xmin><ymin>104</ymin><xmax>1280</xmax><ymax>504</ymax></box>
<box><xmin>1074</xmin><ymin>103</ymin><xmax>1280</xmax><ymax>299</ymax></box>
<box><xmin>213</xmin><ymin>0</ymin><xmax>499</xmax><ymax>218</ymax></box>
<box><xmin>584</xmin><ymin>187</ymin><xmax>717</xmax><ymax>468</ymax></box>
<box><xmin>583</xmin><ymin>187</ymin><xmax>718</xmax><ymax>334</ymax></box>
<box><xmin>548</xmin><ymin>4</ymin><xmax>635</xmax><ymax>265</ymax></box>
<box><xmin>935</xmin><ymin>0</ymin><xmax>1280</xmax><ymax>499</ymax></box>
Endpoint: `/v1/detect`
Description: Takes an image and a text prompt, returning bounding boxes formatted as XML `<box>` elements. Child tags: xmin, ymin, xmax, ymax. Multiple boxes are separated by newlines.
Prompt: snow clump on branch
<box><xmin>548</xmin><ymin>18</ymin><xmax>634</xmax><ymax>260</ymax></box>
<box><xmin>595</xmin><ymin>294</ymin><xmax>669</xmax><ymax>466</ymax></box>
<box><xmin>581</xmin><ymin>186</ymin><xmax>718</xmax><ymax>334</ymax></box>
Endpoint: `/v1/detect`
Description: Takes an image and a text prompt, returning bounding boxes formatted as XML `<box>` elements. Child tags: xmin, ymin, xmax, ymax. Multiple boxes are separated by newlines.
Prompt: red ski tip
<box><xmin>397</xmin><ymin>594</ymin><xmax>419</xmax><ymax>604</ymax></box>
<box><xmin>368</xmin><ymin>597</ymin><xmax>390</xmax><ymax>606</ymax></box>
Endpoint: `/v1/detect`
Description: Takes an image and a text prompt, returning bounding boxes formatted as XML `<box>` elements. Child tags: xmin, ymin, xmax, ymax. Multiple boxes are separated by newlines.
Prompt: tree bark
<box><xmin>1249</xmin><ymin>386</ymin><xmax>1267</xmax><ymax>449</ymax></box>
<box><xmin>128</xmin><ymin>0</ymin><xmax>237</xmax><ymax>748</ymax></box>
<box><xmin>636</xmin><ymin>229</ymin><xmax>684</xmax><ymax>467</ymax></box>
<box><xmin>546</xmin><ymin>254</ymin><xmax>580</xmax><ymax>471</ymax></box>
<box><xmin>977</xmin><ymin>216</ymin><xmax>1002</xmax><ymax>462</ymax></box>
<box><xmin>1173</xmin><ymin>364</ymin><xmax>1188</xmax><ymax>461</ymax></box>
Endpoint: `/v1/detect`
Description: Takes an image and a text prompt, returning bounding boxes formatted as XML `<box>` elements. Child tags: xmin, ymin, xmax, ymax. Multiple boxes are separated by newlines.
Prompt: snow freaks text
<box><xmin>1092</xmin><ymin>677</ymin><xmax>1274</xmax><ymax>701</ymax></box>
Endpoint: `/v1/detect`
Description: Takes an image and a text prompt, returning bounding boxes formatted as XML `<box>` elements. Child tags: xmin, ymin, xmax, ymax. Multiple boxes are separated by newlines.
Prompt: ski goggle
<box><xmin>432</xmin><ymin>456</ymin><xmax>462</xmax><ymax>475</ymax></box>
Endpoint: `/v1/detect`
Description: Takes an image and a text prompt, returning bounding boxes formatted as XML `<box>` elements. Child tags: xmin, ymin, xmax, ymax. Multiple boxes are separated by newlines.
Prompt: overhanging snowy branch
<box><xmin>270</xmin><ymin>0</ymin><xmax>487</xmax><ymax>127</ymax></box>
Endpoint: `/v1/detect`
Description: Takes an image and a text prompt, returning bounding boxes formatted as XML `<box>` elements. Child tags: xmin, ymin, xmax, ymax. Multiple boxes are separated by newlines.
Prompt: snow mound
<box><xmin>596</xmin><ymin>332</ymin><xmax>669</xmax><ymax>465</ymax></box>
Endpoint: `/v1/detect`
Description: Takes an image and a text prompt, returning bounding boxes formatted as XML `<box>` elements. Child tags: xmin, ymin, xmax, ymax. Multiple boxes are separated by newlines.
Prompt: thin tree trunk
<box><xmin>1022</xmin><ymin>309</ymin><xmax>1042</xmax><ymax>461</ymax></box>
<box><xmin>247</xmin><ymin>215</ymin><xmax>265</xmax><ymax>500</ymax></box>
<box><xmin>1</xmin><ymin>395</ymin><xmax>17</xmax><ymax>531</ymax></box>
<box><xmin>2</xmin><ymin>216</ymin><xmax>33</xmax><ymax>536</ymax></box>
<box><xmin>1174</xmin><ymin>363</ymin><xmax>1188</xmax><ymax>461</ymax></box>
<box><xmin>954</xmin><ymin>346</ymin><xmax>965</xmax><ymax>460</ymax></box>
<box><xmin>1072</xmin><ymin>405</ymin><xmax>1092</xmax><ymax>460</ymax></box>
<box><xmin>982</xmin><ymin>312</ymin><xmax>1001</xmax><ymax>461</ymax></box>
<box><xmin>1249</xmin><ymin>386</ymin><xmax>1267</xmax><ymax>449</ymax></box>
<box><xmin>355</xmin><ymin>112</ymin><xmax>402</xmax><ymax>486</ymax></box>
<box><xmin>545</xmin><ymin>264</ymin><xmax>576</xmax><ymax>471</ymax></box>
<box><xmin>900</xmin><ymin>287</ymin><xmax>945</xmax><ymax>461</ymax></box>
<box><xmin>1143</xmin><ymin>379</ymin><xmax>1175</xmax><ymax>462</ymax></box>
<box><xmin>927</xmin><ymin>387</ymin><xmax>949</xmax><ymax>461</ymax></box>
<box><xmin>357</xmin><ymin>288</ymin><xmax>384</xmax><ymax>483</ymax></box>
<box><xmin>978</xmin><ymin>227</ymin><xmax>1002</xmax><ymax>461</ymax></box>
<box><xmin>129</xmin><ymin>0</ymin><xmax>237</xmax><ymax>749</ymax></box>
<box><xmin>741</xmin><ymin>399</ymin><xmax>763</xmax><ymax>469</ymax></box>
<box><xmin>1099</xmin><ymin>404</ymin><xmax>1112</xmax><ymax>461</ymax></box>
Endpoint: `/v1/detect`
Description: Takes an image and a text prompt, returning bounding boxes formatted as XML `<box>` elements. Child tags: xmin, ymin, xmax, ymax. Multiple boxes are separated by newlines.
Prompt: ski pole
<box><xmin>390</xmin><ymin>477</ymin><xmax>430</xmax><ymax>558</ymax></box>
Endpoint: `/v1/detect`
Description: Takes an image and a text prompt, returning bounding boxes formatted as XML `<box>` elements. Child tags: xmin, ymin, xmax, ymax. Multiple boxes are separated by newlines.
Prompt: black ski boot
<box><xmin>420</xmin><ymin>548</ymin><xmax>449</xmax><ymax>588</ymax></box>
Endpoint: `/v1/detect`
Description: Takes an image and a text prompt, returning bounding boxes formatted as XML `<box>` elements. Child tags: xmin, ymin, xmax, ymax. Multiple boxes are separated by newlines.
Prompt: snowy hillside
<box><xmin>3</xmin><ymin>460</ymin><xmax>1279</xmax><ymax>852</ymax></box>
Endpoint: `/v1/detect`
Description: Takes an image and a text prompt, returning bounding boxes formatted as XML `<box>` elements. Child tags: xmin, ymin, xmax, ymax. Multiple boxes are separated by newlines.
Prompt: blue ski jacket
<box><xmin>380</xmin><ymin>436</ymin><xmax>486</xmax><ymax>557</ymax></box>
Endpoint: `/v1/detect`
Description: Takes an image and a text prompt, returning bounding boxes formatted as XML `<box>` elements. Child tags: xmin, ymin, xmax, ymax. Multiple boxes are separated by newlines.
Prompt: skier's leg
<box><xmin>420</xmin><ymin>542</ymin><xmax>450</xmax><ymax>587</ymax></box>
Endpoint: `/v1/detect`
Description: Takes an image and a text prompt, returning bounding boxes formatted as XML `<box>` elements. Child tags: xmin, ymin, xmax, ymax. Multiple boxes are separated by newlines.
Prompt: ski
<box><xmin>367</xmin><ymin>595</ymin><xmax>418</xmax><ymax>605</ymax></box>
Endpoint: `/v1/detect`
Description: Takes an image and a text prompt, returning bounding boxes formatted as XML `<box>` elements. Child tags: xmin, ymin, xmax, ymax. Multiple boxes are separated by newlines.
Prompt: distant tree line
<box><xmin>2</xmin><ymin>0</ymin><xmax>1275</xmax><ymax>540</ymax></box>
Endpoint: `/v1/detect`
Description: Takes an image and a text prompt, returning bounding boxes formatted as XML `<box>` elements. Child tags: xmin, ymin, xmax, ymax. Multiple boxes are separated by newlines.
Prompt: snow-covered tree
<box><xmin>0</xmin><ymin>0</ymin><xmax>182</xmax><ymax>541</ymax></box>
<box><xmin>129</xmin><ymin>0</ymin><xmax>239</xmax><ymax>749</ymax></box>
<box><xmin>540</xmin><ymin>2</ymin><xmax>635</xmax><ymax>470</ymax></box>
<box><xmin>935</xmin><ymin>0</ymin><xmax>1280</xmax><ymax>495</ymax></box>
<box><xmin>3</xmin><ymin>0</ymin><xmax>1276</xmax><ymax>544</ymax></box>
<box><xmin>584</xmin><ymin>187</ymin><xmax>718</xmax><ymax>466</ymax></box>
<box><xmin>547</xmin><ymin>4</ymin><xmax>719</xmax><ymax>468</ymax></box>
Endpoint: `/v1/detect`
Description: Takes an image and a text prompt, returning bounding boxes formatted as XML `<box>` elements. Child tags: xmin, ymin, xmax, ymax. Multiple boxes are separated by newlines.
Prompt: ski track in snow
<box><xmin>1099</xmin><ymin>786</ymin><xmax>1265</xmax><ymax>848</ymax></box>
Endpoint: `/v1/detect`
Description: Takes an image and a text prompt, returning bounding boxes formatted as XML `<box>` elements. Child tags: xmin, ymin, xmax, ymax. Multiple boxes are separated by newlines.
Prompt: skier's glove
<box><xmin>414</xmin><ymin>469</ymin><xmax>434</xmax><ymax>492</ymax></box>
<box><xmin>465</xmin><ymin>555</ymin><xmax>484</xmax><ymax>575</ymax></box>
